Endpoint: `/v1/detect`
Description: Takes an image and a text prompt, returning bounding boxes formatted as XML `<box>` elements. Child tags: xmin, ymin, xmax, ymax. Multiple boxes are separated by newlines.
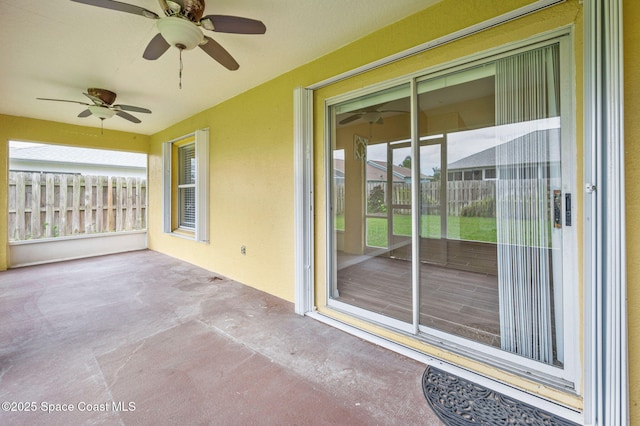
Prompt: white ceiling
<box><xmin>0</xmin><ymin>0</ymin><xmax>438</xmax><ymax>135</ymax></box>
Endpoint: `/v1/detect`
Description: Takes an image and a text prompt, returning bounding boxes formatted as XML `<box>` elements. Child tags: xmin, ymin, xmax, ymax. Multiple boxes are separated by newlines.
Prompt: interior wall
<box><xmin>0</xmin><ymin>114</ymin><xmax>149</xmax><ymax>271</ymax></box>
<box><xmin>623</xmin><ymin>0</ymin><xmax>640</xmax><ymax>422</ymax></box>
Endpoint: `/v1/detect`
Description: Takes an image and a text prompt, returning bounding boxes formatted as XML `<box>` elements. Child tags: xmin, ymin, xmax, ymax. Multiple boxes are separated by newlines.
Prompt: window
<box><xmin>448</xmin><ymin>171</ymin><xmax>463</xmax><ymax>181</ymax></box>
<box><xmin>162</xmin><ymin>129</ymin><xmax>209</xmax><ymax>242</ymax></box>
<box><xmin>484</xmin><ymin>168</ymin><xmax>496</xmax><ymax>179</ymax></box>
<box><xmin>177</xmin><ymin>143</ymin><xmax>196</xmax><ymax>229</ymax></box>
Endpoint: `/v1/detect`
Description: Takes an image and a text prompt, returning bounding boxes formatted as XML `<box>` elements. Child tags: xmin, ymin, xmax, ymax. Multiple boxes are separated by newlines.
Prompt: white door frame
<box><xmin>293</xmin><ymin>87</ymin><xmax>314</xmax><ymax>315</ymax></box>
<box><xmin>583</xmin><ymin>1</ymin><xmax>627</xmax><ymax>425</ymax></box>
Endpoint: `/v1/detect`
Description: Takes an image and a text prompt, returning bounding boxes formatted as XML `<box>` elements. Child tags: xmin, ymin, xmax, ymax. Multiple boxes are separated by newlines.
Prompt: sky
<box><xmin>337</xmin><ymin>117</ymin><xmax>561</xmax><ymax>177</ymax></box>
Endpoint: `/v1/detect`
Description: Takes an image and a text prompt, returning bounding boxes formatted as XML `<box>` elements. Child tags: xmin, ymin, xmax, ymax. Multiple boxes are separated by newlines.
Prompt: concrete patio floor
<box><xmin>0</xmin><ymin>249</ymin><xmax>443</xmax><ymax>425</ymax></box>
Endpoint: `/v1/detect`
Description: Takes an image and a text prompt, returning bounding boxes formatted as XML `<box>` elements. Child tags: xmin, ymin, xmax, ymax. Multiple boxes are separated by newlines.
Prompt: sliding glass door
<box><xmin>328</xmin><ymin>38</ymin><xmax>575</xmax><ymax>377</ymax></box>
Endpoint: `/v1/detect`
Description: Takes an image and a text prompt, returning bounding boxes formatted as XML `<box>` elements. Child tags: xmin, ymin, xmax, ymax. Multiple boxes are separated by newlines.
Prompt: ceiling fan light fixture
<box><xmin>88</xmin><ymin>105</ymin><xmax>115</xmax><ymax>120</ymax></box>
<box><xmin>157</xmin><ymin>16</ymin><xmax>204</xmax><ymax>50</ymax></box>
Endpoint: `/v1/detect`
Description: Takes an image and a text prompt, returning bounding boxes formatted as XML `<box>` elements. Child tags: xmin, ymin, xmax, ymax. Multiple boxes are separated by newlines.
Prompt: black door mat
<box><xmin>422</xmin><ymin>366</ymin><xmax>580</xmax><ymax>425</ymax></box>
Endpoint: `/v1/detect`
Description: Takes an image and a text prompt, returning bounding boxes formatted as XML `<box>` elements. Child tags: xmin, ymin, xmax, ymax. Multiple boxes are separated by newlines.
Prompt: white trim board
<box><xmin>9</xmin><ymin>231</ymin><xmax>148</xmax><ymax>268</ymax></box>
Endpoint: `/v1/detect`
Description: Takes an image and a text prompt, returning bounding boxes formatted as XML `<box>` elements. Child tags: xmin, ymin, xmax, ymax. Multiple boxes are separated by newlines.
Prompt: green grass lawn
<box><xmin>335</xmin><ymin>214</ymin><xmax>552</xmax><ymax>248</ymax></box>
<box><xmin>335</xmin><ymin>214</ymin><xmax>498</xmax><ymax>247</ymax></box>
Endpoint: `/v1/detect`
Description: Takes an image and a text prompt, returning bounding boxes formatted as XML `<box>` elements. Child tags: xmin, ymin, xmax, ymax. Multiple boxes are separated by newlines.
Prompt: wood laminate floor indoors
<box><xmin>336</xmin><ymin>255</ymin><xmax>501</xmax><ymax>347</ymax></box>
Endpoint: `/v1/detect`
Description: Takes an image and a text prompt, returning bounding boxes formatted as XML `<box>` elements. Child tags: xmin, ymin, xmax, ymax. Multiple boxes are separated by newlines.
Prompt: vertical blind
<box><xmin>495</xmin><ymin>44</ymin><xmax>561</xmax><ymax>364</ymax></box>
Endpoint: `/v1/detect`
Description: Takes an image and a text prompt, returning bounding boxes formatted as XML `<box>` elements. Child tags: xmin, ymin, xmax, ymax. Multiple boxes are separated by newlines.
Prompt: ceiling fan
<box><xmin>70</xmin><ymin>0</ymin><xmax>266</xmax><ymax>72</ymax></box>
<box><xmin>37</xmin><ymin>88</ymin><xmax>151</xmax><ymax>124</ymax></box>
<box><xmin>339</xmin><ymin>103</ymin><xmax>409</xmax><ymax>125</ymax></box>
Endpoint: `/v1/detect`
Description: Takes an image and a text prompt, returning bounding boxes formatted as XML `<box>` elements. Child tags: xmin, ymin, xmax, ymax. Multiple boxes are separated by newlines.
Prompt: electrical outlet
<box><xmin>240</xmin><ymin>245</ymin><xmax>246</xmax><ymax>255</ymax></box>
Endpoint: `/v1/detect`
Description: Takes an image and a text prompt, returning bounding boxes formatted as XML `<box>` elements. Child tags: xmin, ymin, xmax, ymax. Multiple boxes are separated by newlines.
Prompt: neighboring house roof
<box><xmin>333</xmin><ymin>158</ymin><xmax>429</xmax><ymax>182</ymax></box>
<box><xmin>448</xmin><ymin>128</ymin><xmax>561</xmax><ymax>170</ymax></box>
<box><xmin>9</xmin><ymin>144</ymin><xmax>146</xmax><ymax>168</ymax></box>
<box><xmin>367</xmin><ymin>160</ymin><xmax>412</xmax><ymax>181</ymax></box>
<box><xmin>9</xmin><ymin>143</ymin><xmax>147</xmax><ymax>178</ymax></box>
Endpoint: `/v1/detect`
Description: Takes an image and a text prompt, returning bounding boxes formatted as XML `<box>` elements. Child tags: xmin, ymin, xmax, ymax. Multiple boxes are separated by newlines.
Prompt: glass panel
<box><xmin>419</xmin><ymin>142</ymin><xmax>443</xmax><ymax>241</ymax></box>
<box><xmin>365</xmin><ymin>217</ymin><xmax>387</xmax><ymax>248</ymax></box>
<box><xmin>365</xmin><ymin>143</ymin><xmax>388</xmax><ymax>248</ymax></box>
<box><xmin>388</xmin><ymin>144</ymin><xmax>412</xmax><ymax>263</ymax></box>
<box><xmin>417</xmin><ymin>65</ymin><xmax>501</xmax><ymax>348</ymax></box>
<box><xmin>179</xmin><ymin>186</ymin><xmax>195</xmax><ymax>228</ymax></box>
<box><xmin>179</xmin><ymin>144</ymin><xmax>195</xmax><ymax>185</ymax></box>
<box><xmin>330</xmin><ymin>83</ymin><xmax>412</xmax><ymax>323</ymax></box>
<box><xmin>178</xmin><ymin>143</ymin><xmax>196</xmax><ymax>229</ymax></box>
<box><xmin>417</xmin><ymin>44</ymin><xmax>564</xmax><ymax>366</ymax></box>
<box><xmin>446</xmin><ymin>130</ymin><xmax>498</xmax><ymax>243</ymax></box>
<box><xmin>328</xmin><ymin>43</ymin><xmax>567</xmax><ymax>368</ymax></box>
<box><xmin>333</xmin><ymin>149</ymin><xmax>345</xmax><ymax>232</ymax></box>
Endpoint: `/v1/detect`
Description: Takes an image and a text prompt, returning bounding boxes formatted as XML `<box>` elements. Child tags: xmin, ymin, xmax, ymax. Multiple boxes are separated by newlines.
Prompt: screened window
<box><xmin>162</xmin><ymin>129</ymin><xmax>209</xmax><ymax>242</ymax></box>
<box><xmin>448</xmin><ymin>171</ymin><xmax>463</xmax><ymax>181</ymax></box>
<box><xmin>484</xmin><ymin>168</ymin><xmax>496</xmax><ymax>179</ymax></box>
<box><xmin>178</xmin><ymin>143</ymin><xmax>196</xmax><ymax>229</ymax></box>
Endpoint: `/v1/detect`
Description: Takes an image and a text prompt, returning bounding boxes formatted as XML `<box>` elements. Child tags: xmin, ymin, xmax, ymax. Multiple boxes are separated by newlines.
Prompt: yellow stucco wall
<box><xmin>146</xmin><ymin>74</ymin><xmax>297</xmax><ymax>301</ymax></box>
<box><xmin>0</xmin><ymin>114</ymin><xmax>149</xmax><ymax>271</ymax></box>
<box><xmin>624</xmin><ymin>0</ymin><xmax>640</xmax><ymax>422</ymax></box>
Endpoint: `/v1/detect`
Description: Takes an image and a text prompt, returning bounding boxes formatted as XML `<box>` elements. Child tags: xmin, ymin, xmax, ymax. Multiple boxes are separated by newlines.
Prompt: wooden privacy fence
<box><xmin>334</xmin><ymin>180</ymin><xmax>498</xmax><ymax>216</ymax></box>
<box><xmin>8</xmin><ymin>171</ymin><xmax>147</xmax><ymax>241</ymax></box>
<box><xmin>369</xmin><ymin>180</ymin><xmax>497</xmax><ymax>216</ymax></box>
<box><xmin>380</xmin><ymin>181</ymin><xmax>497</xmax><ymax>215</ymax></box>
<box><xmin>444</xmin><ymin>181</ymin><xmax>497</xmax><ymax>216</ymax></box>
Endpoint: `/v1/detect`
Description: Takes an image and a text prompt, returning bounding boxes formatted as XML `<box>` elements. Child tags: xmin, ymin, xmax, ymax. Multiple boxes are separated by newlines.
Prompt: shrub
<box><xmin>461</xmin><ymin>198</ymin><xmax>496</xmax><ymax>218</ymax></box>
<box><xmin>367</xmin><ymin>185</ymin><xmax>387</xmax><ymax>213</ymax></box>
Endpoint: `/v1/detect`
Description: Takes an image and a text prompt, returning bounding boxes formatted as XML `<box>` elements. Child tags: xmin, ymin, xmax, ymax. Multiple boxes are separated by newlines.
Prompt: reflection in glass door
<box><xmin>329</xmin><ymin>40</ymin><xmax>573</xmax><ymax>370</ymax></box>
<box><xmin>331</xmin><ymin>84</ymin><xmax>413</xmax><ymax>324</ymax></box>
<box><xmin>388</xmin><ymin>142</ymin><xmax>412</xmax><ymax>262</ymax></box>
<box><xmin>418</xmin><ymin>139</ymin><xmax>445</xmax><ymax>265</ymax></box>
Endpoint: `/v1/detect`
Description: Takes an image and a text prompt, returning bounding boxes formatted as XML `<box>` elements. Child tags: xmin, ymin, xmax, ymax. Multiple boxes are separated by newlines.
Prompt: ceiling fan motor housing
<box><xmin>87</xmin><ymin>88</ymin><xmax>116</xmax><ymax>105</ymax></box>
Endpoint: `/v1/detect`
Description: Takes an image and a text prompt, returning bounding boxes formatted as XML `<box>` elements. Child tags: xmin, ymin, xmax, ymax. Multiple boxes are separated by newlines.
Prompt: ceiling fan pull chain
<box><xmin>179</xmin><ymin>48</ymin><xmax>183</xmax><ymax>89</ymax></box>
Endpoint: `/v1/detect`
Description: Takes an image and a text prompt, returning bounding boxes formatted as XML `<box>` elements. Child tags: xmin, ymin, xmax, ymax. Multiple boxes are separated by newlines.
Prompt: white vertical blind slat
<box><xmin>495</xmin><ymin>44</ymin><xmax>559</xmax><ymax>364</ymax></box>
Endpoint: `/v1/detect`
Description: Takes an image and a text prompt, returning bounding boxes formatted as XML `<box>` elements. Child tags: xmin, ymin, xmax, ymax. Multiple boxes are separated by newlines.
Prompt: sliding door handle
<box><xmin>553</xmin><ymin>191</ymin><xmax>572</xmax><ymax>228</ymax></box>
<box><xmin>554</xmin><ymin>190</ymin><xmax>562</xmax><ymax>228</ymax></box>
